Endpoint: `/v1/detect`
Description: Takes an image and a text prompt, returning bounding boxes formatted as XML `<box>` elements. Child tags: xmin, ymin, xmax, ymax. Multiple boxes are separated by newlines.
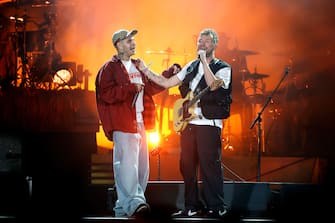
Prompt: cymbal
<box><xmin>243</xmin><ymin>72</ymin><xmax>269</xmax><ymax>80</ymax></box>
<box><xmin>239</xmin><ymin>68</ymin><xmax>250</xmax><ymax>73</ymax></box>
<box><xmin>145</xmin><ymin>50</ymin><xmax>176</xmax><ymax>55</ymax></box>
<box><xmin>229</xmin><ymin>48</ymin><xmax>259</xmax><ymax>56</ymax></box>
<box><xmin>236</xmin><ymin>49</ymin><xmax>259</xmax><ymax>56</ymax></box>
<box><xmin>145</xmin><ymin>47</ymin><xmax>190</xmax><ymax>56</ymax></box>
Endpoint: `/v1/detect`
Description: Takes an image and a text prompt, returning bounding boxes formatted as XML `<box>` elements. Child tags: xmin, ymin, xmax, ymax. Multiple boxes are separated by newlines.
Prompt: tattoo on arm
<box><xmin>147</xmin><ymin>70</ymin><xmax>165</xmax><ymax>86</ymax></box>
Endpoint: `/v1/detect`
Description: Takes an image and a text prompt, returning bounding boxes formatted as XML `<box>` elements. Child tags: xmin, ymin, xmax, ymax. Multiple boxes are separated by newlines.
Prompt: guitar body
<box><xmin>173</xmin><ymin>91</ymin><xmax>197</xmax><ymax>133</ymax></box>
<box><xmin>172</xmin><ymin>79</ymin><xmax>224</xmax><ymax>133</ymax></box>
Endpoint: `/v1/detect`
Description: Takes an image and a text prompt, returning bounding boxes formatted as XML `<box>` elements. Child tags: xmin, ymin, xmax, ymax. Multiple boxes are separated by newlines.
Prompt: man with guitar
<box><xmin>138</xmin><ymin>28</ymin><xmax>232</xmax><ymax>219</ymax></box>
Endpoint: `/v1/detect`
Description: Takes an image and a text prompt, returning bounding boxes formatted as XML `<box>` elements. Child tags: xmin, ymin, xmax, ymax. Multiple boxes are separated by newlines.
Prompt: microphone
<box><xmin>285</xmin><ymin>66</ymin><xmax>291</xmax><ymax>74</ymax></box>
<box><xmin>197</xmin><ymin>51</ymin><xmax>202</xmax><ymax>60</ymax></box>
<box><xmin>132</xmin><ymin>83</ymin><xmax>144</xmax><ymax>107</ymax></box>
<box><xmin>132</xmin><ymin>92</ymin><xmax>139</xmax><ymax>107</ymax></box>
<box><xmin>197</xmin><ymin>50</ymin><xmax>205</xmax><ymax>60</ymax></box>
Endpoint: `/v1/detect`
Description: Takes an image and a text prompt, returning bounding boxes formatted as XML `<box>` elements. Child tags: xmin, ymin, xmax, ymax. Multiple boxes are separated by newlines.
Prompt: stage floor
<box><xmin>0</xmin><ymin>180</ymin><xmax>332</xmax><ymax>223</ymax></box>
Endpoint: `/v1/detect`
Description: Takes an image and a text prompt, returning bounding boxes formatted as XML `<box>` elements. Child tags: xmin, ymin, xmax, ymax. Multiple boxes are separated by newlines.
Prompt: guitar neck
<box><xmin>186</xmin><ymin>79</ymin><xmax>223</xmax><ymax>108</ymax></box>
<box><xmin>187</xmin><ymin>86</ymin><xmax>211</xmax><ymax>107</ymax></box>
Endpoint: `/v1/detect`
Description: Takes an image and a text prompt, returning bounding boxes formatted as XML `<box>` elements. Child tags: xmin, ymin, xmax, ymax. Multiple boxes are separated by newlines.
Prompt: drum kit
<box><xmin>219</xmin><ymin>48</ymin><xmax>271</xmax><ymax>154</ymax></box>
<box><xmin>0</xmin><ymin>0</ymin><xmax>63</xmax><ymax>89</ymax></box>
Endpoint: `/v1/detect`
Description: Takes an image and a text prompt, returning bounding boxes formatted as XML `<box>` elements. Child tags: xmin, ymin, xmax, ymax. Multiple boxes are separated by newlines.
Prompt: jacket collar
<box><xmin>111</xmin><ymin>55</ymin><xmax>138</xmax><ymax>65</ymax></box>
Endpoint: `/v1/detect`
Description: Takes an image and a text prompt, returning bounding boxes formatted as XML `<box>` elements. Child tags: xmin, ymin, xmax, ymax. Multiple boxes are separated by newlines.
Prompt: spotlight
<box><xmin>147</xmin><ymin>131</ymin><xmax>160</xmax><ymax>147</ymax></box>
<box><xmin>53</xmin><ymin>61</ymin><xmax>77</xmax><ymax>86</ymax></box>
<box><xmin>53</xmin><ymin>68</ymin><xmax>73</xmax><ymax>85</ymax></box>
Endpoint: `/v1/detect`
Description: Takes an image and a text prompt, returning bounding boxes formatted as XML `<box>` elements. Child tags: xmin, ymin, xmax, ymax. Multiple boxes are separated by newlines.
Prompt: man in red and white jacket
<box><xmin>95</xmin><ymin>29</ymin><xmax>180</xmax><ymax>218</ymax></box>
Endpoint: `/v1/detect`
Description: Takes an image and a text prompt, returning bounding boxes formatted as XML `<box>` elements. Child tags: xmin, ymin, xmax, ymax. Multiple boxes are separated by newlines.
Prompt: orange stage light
<box><xmin>147</xmin><ymin>131</ymin><xmax>160</xmax><ymax>148</ymax></box>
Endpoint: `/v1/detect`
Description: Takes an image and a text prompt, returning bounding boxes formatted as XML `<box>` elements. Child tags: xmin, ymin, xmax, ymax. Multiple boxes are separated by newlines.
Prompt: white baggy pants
<box><xmin>112</xmin><ymin>123</ymin><xmax>149</xmax><ymax>216</ymax></box>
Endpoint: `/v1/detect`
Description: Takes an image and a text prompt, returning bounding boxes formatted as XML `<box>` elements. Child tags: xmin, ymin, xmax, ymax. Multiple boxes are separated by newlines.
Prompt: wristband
<box><xmin>141</xmin><ymin>67</ymin><xmax>149</xmax><ymax>73</ymax></box>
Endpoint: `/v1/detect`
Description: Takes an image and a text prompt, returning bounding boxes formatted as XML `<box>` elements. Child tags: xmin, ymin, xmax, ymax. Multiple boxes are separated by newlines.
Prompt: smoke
<box><xmin>51</xmin><ymin>0</ymin><xmax>334</xmax><ymax>92</ymax></box>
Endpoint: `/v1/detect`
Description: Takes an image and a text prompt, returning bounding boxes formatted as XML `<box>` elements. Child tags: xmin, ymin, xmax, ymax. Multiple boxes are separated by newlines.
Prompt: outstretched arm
<box><xmin>138</xmin><ymin>59</ymin><xmax>182</xmax><ymax>89</ymax></box>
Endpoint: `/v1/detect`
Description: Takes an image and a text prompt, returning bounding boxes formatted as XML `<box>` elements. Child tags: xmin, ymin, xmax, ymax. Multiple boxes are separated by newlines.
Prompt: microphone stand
<box><xmin>250</xmin><ymin>66</ymin><xmax>290</xmax><ymax>181</ymax></box>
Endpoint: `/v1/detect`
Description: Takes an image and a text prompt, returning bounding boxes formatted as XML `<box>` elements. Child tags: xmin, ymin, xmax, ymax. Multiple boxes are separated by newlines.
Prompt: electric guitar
<box><xmin>173</xmin><ymin>79</ymin><xmax>224</xmax><ymax>133</ymax></box>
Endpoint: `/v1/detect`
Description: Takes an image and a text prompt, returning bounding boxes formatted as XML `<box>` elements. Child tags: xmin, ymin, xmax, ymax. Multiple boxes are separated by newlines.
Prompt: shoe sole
<box><xmin>172</xmin><ymin>217</ymin><xmax>222</xmax><ymax>221</ymax></box>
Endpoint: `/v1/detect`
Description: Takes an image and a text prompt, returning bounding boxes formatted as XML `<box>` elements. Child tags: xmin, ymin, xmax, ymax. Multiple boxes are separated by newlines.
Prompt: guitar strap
<box><xmin>178</xmin><ymin>59</ymin><xmax>200</xmax><ymax>98</ymax></box>
<box><xmin>194</xmin><ymin>76</ymin><xmax>206</xmax><ymax>96</ymax></box>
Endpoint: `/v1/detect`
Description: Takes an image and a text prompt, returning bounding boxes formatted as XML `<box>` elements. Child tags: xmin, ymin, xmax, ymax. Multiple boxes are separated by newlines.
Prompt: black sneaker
<box><xmin>206</xmin><ymin>208</ymin><xmax>228</xmax><ymax>218</ymax></box>
<box><xmin>171</xmin><ymin>209</ymin><xmax>203</xmax><ymax>218</ymax></box>
<box><xmin>132</xmin><ymin>203</ymin><xmax>151</xmax><ymax>218</ymax></box>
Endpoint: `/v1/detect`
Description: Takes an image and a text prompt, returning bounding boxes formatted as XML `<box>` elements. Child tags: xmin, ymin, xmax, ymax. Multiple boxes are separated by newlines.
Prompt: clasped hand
<box><xmin>198</xmin><ymin>50</ymin><xmax>206</xmax><ymax>61</ymax></box>
<box><xmin>134</xmin><ymin>83</ymin><xmax>144</xmax><ymax>92</ymax></box>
